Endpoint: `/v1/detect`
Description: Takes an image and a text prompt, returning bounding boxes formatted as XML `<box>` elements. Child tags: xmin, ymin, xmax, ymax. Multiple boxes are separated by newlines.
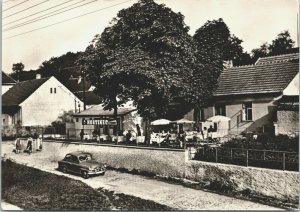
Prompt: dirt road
<box><xmin>1</xmin><ymin>141</ymin><xmax>281</xmax><ymax>210</ymax></box>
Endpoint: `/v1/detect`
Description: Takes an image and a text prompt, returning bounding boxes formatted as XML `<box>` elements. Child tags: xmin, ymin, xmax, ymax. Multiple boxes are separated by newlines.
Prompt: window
<box><xmin>50</xmin><ymin>88</ymin><xmax>52</xmax><ymax>93</ymax></box>
<box><xmin>194</xmin><ymin>108</ymin><xmax>205</xmax><ymax>122</ymax></box>
<box><xmin>242</xmin><ymin>102</ymin><xmax>252</xmax><ymax>121</ymax></box>
<box><xmin>76</xmin><ymin>118</ymin><xmax>79</xmax><ymax>122</ymax></box>
<box><xmin>54</xmin><ymin>88</ymin><xmax>56</xmax><ymax>93</ymax></box>
<box><xmin>215</xmin><ymin>104</ymin><xmax>226</xmax><ymax>116</ymax></box>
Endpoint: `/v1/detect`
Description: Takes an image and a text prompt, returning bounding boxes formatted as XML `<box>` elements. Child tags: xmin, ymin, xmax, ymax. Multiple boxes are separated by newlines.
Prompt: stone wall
<box><xmin>43</xmin><ymin>141</ymin><xmax>186</xmax><ymax>177</ymax></box>
<box><xmin>277</xmin><ymin>110</ymin><xmax>299</xmax><ymax>135</ymax></box>
<box><xmin>43</xmin><ymin>141</ymin><xmax>299</xmax><ymax>202</ymax></box>
<box><xmin>185</xmin><ymin>160</ymin><xmax>299</xmax><ymax>201</ymax></box>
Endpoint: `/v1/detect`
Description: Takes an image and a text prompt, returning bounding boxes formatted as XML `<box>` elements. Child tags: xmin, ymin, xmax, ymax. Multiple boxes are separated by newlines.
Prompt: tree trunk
<box><xmin>113</xmin><ymin>98</ymin><xmax>118</xmax><ymax>138</ymax></box>
<box><xmin>144</xmin><ymin>118</ymin><xmax>150</xmax><ymax>145</ymax></box>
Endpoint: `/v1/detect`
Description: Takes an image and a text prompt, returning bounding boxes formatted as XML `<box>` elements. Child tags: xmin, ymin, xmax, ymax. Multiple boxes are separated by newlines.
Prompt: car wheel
<box><xmin>61</xmin><ymin>166</ymin><xmax>67</xmax><ymax>173</ymax></box>
<box><xmin>82</xmin><ymin>171</ymin><xmax>89</xmax><ymax>179</ymax></box>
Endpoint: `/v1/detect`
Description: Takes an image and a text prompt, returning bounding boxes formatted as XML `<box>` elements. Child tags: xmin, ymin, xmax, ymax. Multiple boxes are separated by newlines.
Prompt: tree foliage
<box><xmin>268</xmin><ymin>30</ymin><xmax>295</xmax><ymax>55</ymax></box>
<box><xmin>12</xmin><ymin>62</ymin><xmax>25</xmax><ymax>81</ymax></box>
<box><xmin>37</xmin><ymin>51</ymin><xmax>82</xmax><ymax>82</ymax></box>
<box><xmin>193</xmin><ymin>18</ymin><xmax>244</xmax><ymax>66</ymax></box>
<box><xmin>250</xmin><ymin>31</ymin><xmax>295</xmax><ymax>63</ymax></box>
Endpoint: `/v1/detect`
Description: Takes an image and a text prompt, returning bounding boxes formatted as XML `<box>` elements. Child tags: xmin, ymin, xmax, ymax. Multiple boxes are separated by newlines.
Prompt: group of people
<box><xmin>14</xmin><ymin>134</ymin><xmax>42</xmax><ymax>154</ymax></box>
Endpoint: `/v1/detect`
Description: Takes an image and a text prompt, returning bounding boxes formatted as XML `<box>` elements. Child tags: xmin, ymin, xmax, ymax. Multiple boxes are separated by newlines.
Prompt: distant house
<box><xmin>195</xmin><ymin>52</ymin><xmax>299</xmax><ymax>136</ymax></box>
<box><xmin>2</xmin><ymin>71</ymin><xmax>16</xmax><ymax>94</ymax></box>
<box><xmin>2</xmin><ymin>76</ymin><xmax>83</xmax><ymax>128</ymax></box>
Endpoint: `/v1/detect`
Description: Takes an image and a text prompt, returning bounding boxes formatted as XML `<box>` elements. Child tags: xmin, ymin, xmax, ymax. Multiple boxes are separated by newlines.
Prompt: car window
<box><xmin>64</xmin><ymin>154</ymin><xmax>72</xmax><ymax>162</ymax></box>
<box><xmin>78</xmin><ymin>154</ymin><xmax>92</xmax><ymax>161</ymax></box>
<box><xmin>71</xmin><ymin>155</ymin><xmax>79</xmax><ymax>163</ymax></box>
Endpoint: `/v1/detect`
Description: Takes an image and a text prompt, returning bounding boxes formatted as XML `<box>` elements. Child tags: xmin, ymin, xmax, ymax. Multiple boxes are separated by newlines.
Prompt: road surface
<box><xmin>2</xmin><ymin>141</ymin><xmax>281</xmax><ymax>210</ymax></box>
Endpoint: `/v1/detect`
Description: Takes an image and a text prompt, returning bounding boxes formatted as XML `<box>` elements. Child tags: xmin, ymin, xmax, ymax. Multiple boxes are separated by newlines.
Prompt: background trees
<box><xmin>11</xmin><ymin>62</ymin><xmax>25</xmax><ymax>82</ymax></box>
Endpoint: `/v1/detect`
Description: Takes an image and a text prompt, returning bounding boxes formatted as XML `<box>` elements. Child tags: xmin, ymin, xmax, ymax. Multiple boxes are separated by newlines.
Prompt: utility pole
<box><xmin>82</xmin><ymin>70</ymin><xmax>86</xmax><ymax>110</ymax></box>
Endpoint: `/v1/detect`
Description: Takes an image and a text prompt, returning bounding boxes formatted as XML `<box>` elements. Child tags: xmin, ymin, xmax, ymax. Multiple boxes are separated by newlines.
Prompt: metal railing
<box><xmin>189</xmin><ymin>146</ymin><xmax>298</xmax><ymax>171</ymax></box>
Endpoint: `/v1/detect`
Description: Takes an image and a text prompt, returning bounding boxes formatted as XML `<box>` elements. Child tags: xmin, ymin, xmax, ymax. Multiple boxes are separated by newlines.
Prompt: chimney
<box><xmin>78</xmin><ymin>76</ymin><xmax>82</xmax><ymax>84</ymax></box>
<box><xmin>36</xmin><ymin>74</ymin><xmax>41</xmax><ymax>79</ymax></box>
<box><xmin>223</xmin><ymin>60</ymin><xmax>233</xmax><ymax>69</ymax></box>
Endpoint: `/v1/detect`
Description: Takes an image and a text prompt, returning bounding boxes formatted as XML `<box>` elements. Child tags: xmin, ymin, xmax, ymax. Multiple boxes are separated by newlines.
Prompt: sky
<box><xmin>2</xmin><ymin>0</ymin><xmax>299</xmax><ymax>73</ymax></box>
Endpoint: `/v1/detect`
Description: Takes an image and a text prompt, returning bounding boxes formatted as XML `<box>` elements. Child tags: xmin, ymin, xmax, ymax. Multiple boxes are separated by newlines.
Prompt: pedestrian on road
<box><xmin>80</xmin><ymin>129</ymin><xmax>84</xmax><ymax>141</ymax></box>
<box><xmin>26</xmin><ymin>137</ymin><xmax>33</xmax><ymax>154</ymax></box>
<box><xmin>15</xmin><ymin>137</ymin><xmax>21</xmax><ymax>154</ymax></box>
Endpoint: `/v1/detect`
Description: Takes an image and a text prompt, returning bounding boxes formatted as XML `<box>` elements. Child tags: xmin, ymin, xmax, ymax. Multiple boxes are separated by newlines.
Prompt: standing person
<box><xmin>126</xmin><ymin>130</ymin><xmax>132</xmax><ymax>143</ymax></box>
<box><xmin>80</xmin><ymin>129</ymin><xmax>84</xmax><ymax>141</ymax></box>
<box><xmin>15</xmin><ymin>137</ymin><xmax>21</xmax><ymax>154</ymax></box>
<box><xmin>26</xmin><ymin>136</ymin><xmax>33</xmax><ymax>154</ymax></box>
<box><xmin>136</xmin><ymin>124</ymin><xmax>141</xmax><ymax>136</ymax></box>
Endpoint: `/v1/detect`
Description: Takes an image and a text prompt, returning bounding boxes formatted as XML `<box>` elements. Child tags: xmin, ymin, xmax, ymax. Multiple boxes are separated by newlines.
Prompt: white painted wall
<box><xmin>283</xmin><ymin>73</ymin><xmax>299</xmax><ymax>96</ymax></box>
<box><xmin>20</xmin><ymin>77</ymin><xmax>83</xmax><ymax>126</ymax></box>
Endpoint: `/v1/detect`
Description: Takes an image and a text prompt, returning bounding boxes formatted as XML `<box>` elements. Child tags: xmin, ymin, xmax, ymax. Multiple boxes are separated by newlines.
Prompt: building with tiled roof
<box><xmin>255</xmin><ymin>52</ymin><xmax>299</xmax><ymax>65</ymax></box>
<box><xmin>195</xmin><ymin>52</ymin><xmax>299</xmax><ymax>136</ymax></box>
<box><xmin>2</xmin><ymin>76</ymin><xmax>83</xmax><ymax>129</ymax></box>
<box><xmin>215</xmin><ymin>60</ymin><xmax>299</xmax><ymax>96</ymax></box>
<box><xmin>2</xmin><ymin>71</ymin><xmax>16</xmax><ymax>94</ymax></box>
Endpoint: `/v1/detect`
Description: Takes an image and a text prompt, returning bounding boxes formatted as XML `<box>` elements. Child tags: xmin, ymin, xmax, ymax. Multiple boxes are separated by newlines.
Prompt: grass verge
<box><xmin>2</xmin><ymin>159</ymin><xmax>173</xmax><ymax>211</ymax></box>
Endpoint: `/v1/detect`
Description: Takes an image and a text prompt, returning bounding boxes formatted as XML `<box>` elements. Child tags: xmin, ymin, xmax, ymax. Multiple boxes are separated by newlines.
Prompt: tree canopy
<box><xmin>12</xmin><ymin>62</ymin><xmax>25</xmax><ymax>82</ymax></box>
<box><xmin>193</xmin><ymin>18</ymin><xmax>244</xmax><ymax>66</ymax></box>
<box><xmin>80</xmin><ymin>0</ymin><xmax>223</xmax><ymax>121</ymax></box>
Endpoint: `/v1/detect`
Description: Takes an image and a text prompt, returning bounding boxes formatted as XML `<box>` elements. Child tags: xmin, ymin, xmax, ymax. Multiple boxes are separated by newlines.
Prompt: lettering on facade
<box><xmin>82</xmin><ymin>119</ymin><xmax>109</xmax><ymax>125</ymax></box>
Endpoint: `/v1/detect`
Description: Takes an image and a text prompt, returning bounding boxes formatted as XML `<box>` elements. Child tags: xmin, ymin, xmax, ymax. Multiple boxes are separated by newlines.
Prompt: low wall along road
<box><xmin>43</xmin><ymin>141</ymin><xmax>299</xmax><ymax>202</ymax></box>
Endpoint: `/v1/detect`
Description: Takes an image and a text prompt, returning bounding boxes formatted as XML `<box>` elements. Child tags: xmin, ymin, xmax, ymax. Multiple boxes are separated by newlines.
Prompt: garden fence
<box><xmin>189</xmin><ymin>146</ymin><xmax>298</xmax><ymax>171</ymax></box>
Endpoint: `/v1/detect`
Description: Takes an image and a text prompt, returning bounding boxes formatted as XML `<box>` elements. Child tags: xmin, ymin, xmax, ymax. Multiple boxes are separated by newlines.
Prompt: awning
<box><xmin>151</xmin><ymin>119</ymin><xmax>171</xmax><ymax>125</ymax></box>
<box><xmin>171</xmin><ymin>118</ymin><xmax>195</xmax><ymax>124</ymax></box>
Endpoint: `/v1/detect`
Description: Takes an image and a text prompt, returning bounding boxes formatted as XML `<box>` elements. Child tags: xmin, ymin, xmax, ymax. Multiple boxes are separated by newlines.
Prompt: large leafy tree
<box><xmin>80</xmin><ymin>0</ymin><xmax>223</xmax><ymax>140</ymax></box>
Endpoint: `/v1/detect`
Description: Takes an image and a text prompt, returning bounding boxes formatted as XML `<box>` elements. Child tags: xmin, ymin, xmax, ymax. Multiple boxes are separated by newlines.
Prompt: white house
<box><xmin>2</xmin><ymin>76</ymin><xmax>84</xmax><ymax>127</ymax></box>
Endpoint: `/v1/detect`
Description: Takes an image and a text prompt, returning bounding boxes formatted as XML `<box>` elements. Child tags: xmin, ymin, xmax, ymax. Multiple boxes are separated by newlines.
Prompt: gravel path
<box><xmin>1</xmin><ymin>141</ymin><xmax>282</xmax><ymax>210</ymax></box>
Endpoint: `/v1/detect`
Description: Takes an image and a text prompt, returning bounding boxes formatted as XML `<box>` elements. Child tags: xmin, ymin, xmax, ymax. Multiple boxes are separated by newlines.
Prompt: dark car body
<box><xmin>58</xmin><ymin>151</ymin><xmax>106</xmax><ymax>178</ymax></box>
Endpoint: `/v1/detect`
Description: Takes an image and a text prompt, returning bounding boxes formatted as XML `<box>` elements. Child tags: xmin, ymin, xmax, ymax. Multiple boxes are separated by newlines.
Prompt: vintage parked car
<box><xmin>58</xmin><ymin>151</ymin><xmax>106</xmax><ymax>179</ymax></box>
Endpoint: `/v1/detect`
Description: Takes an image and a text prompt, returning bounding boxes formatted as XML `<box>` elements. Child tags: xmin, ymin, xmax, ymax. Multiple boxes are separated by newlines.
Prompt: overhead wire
<box><xmin>3</xmin><ymin>0</ymin><xmax>134</xmax><ymax>40</ymax></box>
<box><xmin>3</xmin><ymin>0</ymin><xmax>77</xmax><ymax>27</ymax></box>
<box><xmin>3</xmin><ymin>0</ymin><xmax>50</xmax><ymax>19</ymax></box>
<box><xmin>3</xmin><ymin>0</ymin><xmax>96</xmax><ymax>31</ymax></box>
<box><xmin>3</xmin><ymin>0</ymin><xmax>29</xmax><ymax>12</ymax></box>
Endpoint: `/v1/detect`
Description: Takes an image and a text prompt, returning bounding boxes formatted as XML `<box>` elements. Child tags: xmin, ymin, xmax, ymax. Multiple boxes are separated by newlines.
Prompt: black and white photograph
<box><xmin>1</xmin><ymin>0</ymin><xmax>299</xmax><ymax>210</ymax></box>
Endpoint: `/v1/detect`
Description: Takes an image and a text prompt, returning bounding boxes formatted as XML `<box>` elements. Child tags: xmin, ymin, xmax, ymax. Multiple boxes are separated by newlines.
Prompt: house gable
<box><xmin>19</xmin><ymin>76</ymin><xmax>83</xmax><ymax>126</ymax></box>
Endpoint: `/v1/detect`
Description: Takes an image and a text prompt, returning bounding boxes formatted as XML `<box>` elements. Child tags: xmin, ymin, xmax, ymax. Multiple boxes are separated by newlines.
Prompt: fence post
<box><xmin>230</xmin><ymin>149</ymin><xmax>233</xmax><ymax>161</ymax></box>
<box><xmin>246</xmin><ymin>150</ymin><xmax>248</xmax><ymax>167</ymax></box>
<box><xmin>215</xmin><ymin>148</ymin><xmax>218</xmax><ymax>163</ymax></box>
<box><xmin>283</xmin><ymin>152</ymin><xmax>285</xmax><ymax>171</ymax></box>
<box><xmin>263</xmin><ymin>151</ymin><xmax>265</xmax><ymax>161</ymax></box>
